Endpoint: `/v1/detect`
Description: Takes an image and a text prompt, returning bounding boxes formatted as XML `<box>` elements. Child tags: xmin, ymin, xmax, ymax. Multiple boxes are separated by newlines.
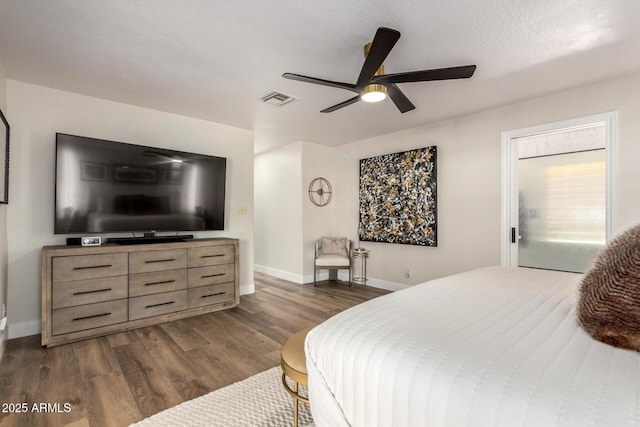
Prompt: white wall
<box><xmin>333</xmin><ymin>71</ymin><xmax>640</xmax><ymax>287</ymax></box>
<box><xmin>301</xmin><ymin>142</ymin><xmax>336</xmax><ymax>280</ymax></box>
<box><xmin>6</xmin><ymin>80</ymin><xmax>255</xmax><ymax>339</ymax></box>
<box><xmin>254</xmin><ymin>141</ymin><xmax>338</xmax><ymax>284</ymax></box>
<box><xmin>334</xmin><ymin>112</ymin><xmax>504</xmax><ymax>287</ymax></box>
<box><xmin>253</xmin><ymin>71</ymin><xmax>640</xmax><ymax>291</ymax></box>
<box><xmin>0</xmin><ymin>60</ymin><xmax>7</xmax><ymax>358</ymax></box>
<box><xmin>254</xmin><ymin>142</ymin><xmax>304</xmax><ymax>281</ymax></box>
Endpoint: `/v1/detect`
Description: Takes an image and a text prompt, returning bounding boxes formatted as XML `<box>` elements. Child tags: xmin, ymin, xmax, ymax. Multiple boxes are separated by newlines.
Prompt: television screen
<box><xmin>55</xmin><ymin>133</ymin><xmax>226</xmax><ymax>234</ymax></box>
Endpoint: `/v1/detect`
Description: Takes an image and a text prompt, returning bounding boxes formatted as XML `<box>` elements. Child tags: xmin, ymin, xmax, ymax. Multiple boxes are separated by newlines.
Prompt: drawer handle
<box><xmin>145</xmin><ymin>280</ymin><xmax>176</xmax><ymax>287</ymax></box>
<box><xmin>73</xmin><ymin>288</ymin><xmax>112</xmax><ymax>296</ymax></box>
<box><xmin>73</xmin><ymin>264</ymin><xmax>112</xmax><ymax>270</ymax></box>
<box><xmin>201</xmin><ymin>292</ymin><xmax>225</xmax><ymax>298</ymax></box>
<box><xmin>145</xmin><ymin>301</ymin><xmax>175</xmax><ymax>309</ymax></box>
<box><xmin>201</xmin><ymin>273</ymin><xmax>225</xmax><ymax>279</ymax></box>
<box><xmin>73</xmin><ymin>312</ymin><xmax>111</xmax><ymax>321</ymax></box>
<box><xmin>145</xmin><ymin>258</ymin><xmax>176</xmax><ymax>264</ymax></box>
<box><xmin>202</xmin><ymin>254</ymin><xmax>225</xmax><ymax>258</ymax></box>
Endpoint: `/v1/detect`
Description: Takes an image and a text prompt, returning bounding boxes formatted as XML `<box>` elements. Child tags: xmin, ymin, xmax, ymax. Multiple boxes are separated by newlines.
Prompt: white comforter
<box><xmin>305</xmin><ymin>266</ymin><xmax>640</xmax><ymax>427</ymax></box>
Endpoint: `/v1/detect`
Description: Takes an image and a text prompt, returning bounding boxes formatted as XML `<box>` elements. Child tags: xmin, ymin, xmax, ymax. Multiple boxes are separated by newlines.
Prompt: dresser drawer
<box><xmin>52</xmin><ymin>276</ymin><xmax>128</xmax><ymax>309</ymax></box>
<box><xmin>188</xmin><ymin>283</ymin><xmax>235</xmax><ymax>308</ymax></box>
<box><xmin>52</xmin><ymin>253</ymin><xmax>128</xmax><ymax>282</ymax></box>
<box><xmin>129</xmin><ymin>249</ymin><xmax>187</xmax><ymax>274</ymax></box>
<box><xmin>188</xmin><ymin>245</ymin><xmax>234</xmax><ymax>267</ymax></box>
<box><xmin>188</xmin><ymin>264</ymin><xmax>234</xmax><ymax>288</ymax></box>
<box><xmin>51</xmin><ymin>299</ymin><xmax>128</xmax><ymax>335</ymax></box>
<box><xmin>129</xmin><ymin>290</ymin><xmax>187</xmax><ymax>320</ymax></box>
<box><xmin>129</xmin><ymin>269</ymin><xmax>187</xmax><ymax>297</ymax></box>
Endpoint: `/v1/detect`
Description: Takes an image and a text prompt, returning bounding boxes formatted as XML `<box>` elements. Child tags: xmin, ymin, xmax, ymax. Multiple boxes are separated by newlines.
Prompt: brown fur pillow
<box><xmin>578</xmin><ymin>224</ymin><xmax>640</xmax><ymax>351</ymax></box>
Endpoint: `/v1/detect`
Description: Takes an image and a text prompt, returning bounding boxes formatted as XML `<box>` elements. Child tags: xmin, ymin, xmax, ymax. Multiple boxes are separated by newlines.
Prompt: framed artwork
<box><xmin>80</xmin><ymin>161</ymin><xmax>109</xmax><ymax>181</ymax></box>
<box><xmin>161</xmin><ymin>169</ymin><xmax>183</xmax><ymax>185</ymax></box>
<box><xmin>0</xmin><ymin>108</ymin><xmax>9</xmax><ymax>204</ymax></box>
<box><xmin>113</xmin><ymin>165</ymin><xmax>158</xmax><ymax>184</ymax></box>
<box><xmin>359</xmin><ymin>146</ymin><xmax>437</xmax><ymax>246</ymax></box>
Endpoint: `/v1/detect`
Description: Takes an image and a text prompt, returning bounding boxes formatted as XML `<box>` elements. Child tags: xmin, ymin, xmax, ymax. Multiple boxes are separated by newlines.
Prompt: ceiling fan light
<box><xmin>361</xmin><ymin>84</ymin><xmax>387</xmax><ymax>103</ymax></box>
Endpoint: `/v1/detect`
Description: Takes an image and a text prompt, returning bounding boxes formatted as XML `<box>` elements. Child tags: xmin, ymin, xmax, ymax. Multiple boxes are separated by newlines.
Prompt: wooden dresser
<box><xmin>41</xmin><ymin>238</ymin><xmax>239</xmax><ymax>347</ymax></box>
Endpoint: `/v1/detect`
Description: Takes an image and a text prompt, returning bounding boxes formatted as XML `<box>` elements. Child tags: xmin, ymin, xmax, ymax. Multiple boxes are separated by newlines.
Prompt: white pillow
<box><xmin>320</xmin><ymin>237</ymin><xmax>348</xmax><ymax>257</ymax></box>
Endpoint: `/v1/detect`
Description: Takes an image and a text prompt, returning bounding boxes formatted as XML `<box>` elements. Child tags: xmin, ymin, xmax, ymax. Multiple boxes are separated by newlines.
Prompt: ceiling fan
<box><xmin>283</xmin><ymin>27</ymin><xmax>476</xmax><ymax>113</ymax></box>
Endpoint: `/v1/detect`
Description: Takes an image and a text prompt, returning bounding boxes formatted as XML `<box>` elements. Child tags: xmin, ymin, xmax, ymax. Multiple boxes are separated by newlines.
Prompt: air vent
<box><xmin>260</xmin><ymin>90</ymin><xmax>296</xmax><ymax>107</ymax></box>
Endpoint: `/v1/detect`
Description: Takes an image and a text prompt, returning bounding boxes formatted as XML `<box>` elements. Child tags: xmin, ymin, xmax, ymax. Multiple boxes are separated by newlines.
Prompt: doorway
<box><xmin>501</xmin><ymin>113</ymin><xmax>617</xmax><ymax>273</ymax></box>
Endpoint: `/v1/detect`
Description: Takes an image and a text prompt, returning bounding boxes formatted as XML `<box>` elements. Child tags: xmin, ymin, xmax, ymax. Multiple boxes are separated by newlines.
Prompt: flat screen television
<box><xmin>55</xmin><ymin>133</ymin><xmax>226</xmax><ymax>235</ymax></box>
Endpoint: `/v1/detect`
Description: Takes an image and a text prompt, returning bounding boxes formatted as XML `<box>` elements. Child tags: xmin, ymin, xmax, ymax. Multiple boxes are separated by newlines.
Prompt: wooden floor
<box><xmin>0</xmin><ymin>274</ymin><xmax>388</xmax><ymax>427</ymax></box>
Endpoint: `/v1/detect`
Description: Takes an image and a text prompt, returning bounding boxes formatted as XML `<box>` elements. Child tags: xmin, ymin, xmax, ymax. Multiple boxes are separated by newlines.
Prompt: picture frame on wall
<box><xmin>0</xmin><ymin>108</ymin><xmax>9</xmax><ymax>204</ymax></box>
<box><xmin>80</xmin><ymin>161</ymin><xmax>109</xmax><ymax>181</ymax></box>
<box><xmin>358</xmin><ymin>146</ymin><xmax>437</xmax><ymax>246</ymax></box>
<box><xmin>113</xmin><ymin>165</ymin><xmax>158</xmax><ymax>184</ymax></box>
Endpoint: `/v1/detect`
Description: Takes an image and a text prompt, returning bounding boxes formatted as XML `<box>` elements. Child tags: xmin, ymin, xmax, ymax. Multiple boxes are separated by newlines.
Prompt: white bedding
<box><xmin>305</xmin><ymin>266</ymin><xmax>640</xmax><ymax>427</ymax></box>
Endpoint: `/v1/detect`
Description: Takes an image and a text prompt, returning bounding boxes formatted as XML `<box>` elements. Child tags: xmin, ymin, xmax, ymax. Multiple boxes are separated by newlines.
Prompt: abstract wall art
<box><xmin>359</xmin><ymin>146</ymin><xmax>437</xmax><ymax>246</ymax></box>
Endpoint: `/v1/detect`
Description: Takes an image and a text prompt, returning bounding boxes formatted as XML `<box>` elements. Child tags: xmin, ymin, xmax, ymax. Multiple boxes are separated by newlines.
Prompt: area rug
<box><xmin>131</xmin><ymin>367</ymin><xmax>314</xmax><ymax>427</ymax></box>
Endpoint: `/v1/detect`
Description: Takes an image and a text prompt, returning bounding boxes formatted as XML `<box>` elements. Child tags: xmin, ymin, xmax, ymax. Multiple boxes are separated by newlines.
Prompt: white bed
<box><xmin>305</xmin><ymin>266</ymin><xmax>640</xmax><ymax>427</ymax></box>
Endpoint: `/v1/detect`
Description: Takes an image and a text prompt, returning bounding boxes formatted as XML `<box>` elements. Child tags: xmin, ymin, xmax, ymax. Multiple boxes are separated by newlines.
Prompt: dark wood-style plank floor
<box><xmin>0</xmin><ymin>274</ymin><xmax>389</xmax><ymax>427</ymax></box>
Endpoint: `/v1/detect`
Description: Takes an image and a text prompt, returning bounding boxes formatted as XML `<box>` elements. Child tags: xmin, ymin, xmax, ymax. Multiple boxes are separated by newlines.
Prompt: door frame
<box><xmin>500</xmin><ymin>112</ymin><xmax>618</xmax><ymax>267</ymax></box>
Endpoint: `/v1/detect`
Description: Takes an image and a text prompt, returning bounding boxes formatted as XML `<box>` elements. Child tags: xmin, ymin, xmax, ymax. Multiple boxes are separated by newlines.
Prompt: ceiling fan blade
<box><xmin>356</xmin><ymin>27</ymin><xmax>401</xmax><ymax>88</ymax></box>
<box><xmin>282</xmin><ymin>73</ymin><xmax>358</xmax><ymax>93</ymax></box>
<box><xmin>386</xmin><ymin>84</ymin><xmax>415</xmax><ymax>113</ymax></box>
<box><xmin>374</xmin><ymin>65</ymin><xmax>477</xmax><ymax>84</ymax></box>
<box><xmin>321</xmin><ymin>95</ymin><xmax>361</xmax><ymax>113</ymax></box>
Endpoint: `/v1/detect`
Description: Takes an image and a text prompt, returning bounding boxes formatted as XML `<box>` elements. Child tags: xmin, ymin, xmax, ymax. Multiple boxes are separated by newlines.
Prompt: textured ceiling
<box><xmin>1</xmin><ymin>1</ymin><xmax>639</xmax><ymax>153</ymax></box>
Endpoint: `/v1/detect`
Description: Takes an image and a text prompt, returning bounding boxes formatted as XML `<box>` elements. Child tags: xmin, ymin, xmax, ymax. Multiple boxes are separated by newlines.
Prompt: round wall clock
<box><xmin>308</xmin><ymin>177</ymin><xmax>333</xmax><ymax>206</ymax></box>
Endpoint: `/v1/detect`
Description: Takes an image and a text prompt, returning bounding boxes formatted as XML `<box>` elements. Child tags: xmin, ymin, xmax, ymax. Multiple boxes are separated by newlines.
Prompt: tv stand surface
<box><xmin>106</xmin><ymin>234</ymin><xmax>194</xmax><ymax>245</ymax></box>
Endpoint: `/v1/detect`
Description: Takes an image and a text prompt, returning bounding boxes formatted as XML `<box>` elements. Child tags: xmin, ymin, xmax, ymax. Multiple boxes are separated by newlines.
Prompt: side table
<box><xmin>352</xmin><ymin>247</ymin><xmax>369</xmax><ymax>285</ymax></box>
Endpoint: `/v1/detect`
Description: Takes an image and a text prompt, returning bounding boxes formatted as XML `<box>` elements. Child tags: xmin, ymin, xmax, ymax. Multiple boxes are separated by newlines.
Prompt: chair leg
<box><xmin>313</xmin><ymin>268</ymin><xmax>317</xmax><ymax>287</ymax></box>
<box><xmin>349</xmin><ymin>267</ymin><xmax>352</xmax><ymax>287</ymax></box>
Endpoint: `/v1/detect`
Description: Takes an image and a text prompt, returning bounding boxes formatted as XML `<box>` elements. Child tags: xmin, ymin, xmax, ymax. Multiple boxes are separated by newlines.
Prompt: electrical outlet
<box><xmin>405</xmin><ymin>270</ymin><xmax>410</xmax><ymax>278</ymax></box>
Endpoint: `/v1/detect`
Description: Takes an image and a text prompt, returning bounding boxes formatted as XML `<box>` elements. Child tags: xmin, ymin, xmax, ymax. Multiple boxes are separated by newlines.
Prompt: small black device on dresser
<box><xmin>66</xmin><ymin>237</ymin><xmax>81</xmax><ymax>246</ymax></box>
<box><xmin>66</xmin><ymin>236</ymin><xmax>102</xmax><ymax>246</ymax></box>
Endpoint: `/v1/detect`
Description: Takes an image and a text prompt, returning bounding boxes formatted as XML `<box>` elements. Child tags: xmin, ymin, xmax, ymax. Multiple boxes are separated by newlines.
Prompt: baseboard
<box><xmin>254</xmin><ymin>264</ymin><xmax>305</xmax><ymax>284</ymax></box>
<box><xmin>0</xmin><ymin>328</ymin><xmax>6</xmax><ymax>364</ymax></box>
<box><xmin>8</xmin><ymin>319</ymin><xmax>41</xmax><ymax>339</ymax></box>
<box><xmin>364</xmin><ymin>277</ymin><xmax>411</xmax><ymax>292</ymax></box>
<box><xmin>240</xmin><ymin>283</ymin><xmax>255</xmax><ymax>295</ymax></box>
<box><xmin>254</xmin><ymin>266</ymin><xmax>408</xmax><ymax>292</ymax></box>
<box><xmin>335</xmin><ymin>270</ymin><xmax>409</xmax><ymax>291</ymax></box>
<box><xmin>302</xmin><ymin>271</ymin><xmax>330</xmax><ymax>284</ymax></box>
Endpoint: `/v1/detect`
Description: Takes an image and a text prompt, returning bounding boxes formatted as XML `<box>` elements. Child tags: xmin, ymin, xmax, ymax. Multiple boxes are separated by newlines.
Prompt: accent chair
<box><xmin>314</xmin><ymin>236</ymin><xmax>352</xmax><ymax>286</ymax></box>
